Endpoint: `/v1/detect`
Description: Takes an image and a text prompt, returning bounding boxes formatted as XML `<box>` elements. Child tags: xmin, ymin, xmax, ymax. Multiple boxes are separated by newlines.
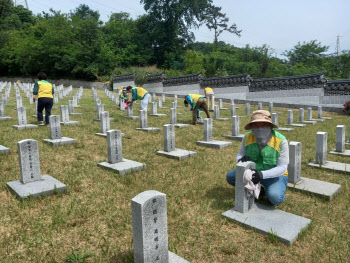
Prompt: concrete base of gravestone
<box><xmin>288</xmin><ymin>177</ymin><xmax>341</xmax><ymax>201</ymax></box>
<box><xmin>124</xmin><ymin>116</ymin><xmax>139</xmax><ymax>120</ymax></box>
<box><xmin>159</xmin><ymin>107</ymin><xmax>169</xmax><ymax>109</ymax></box>
<box><xmin>43</xmin><ymin>137</ymin><xmax>77</xmax><ymax>146</ymax></box>
<box><xmin>156</xmin><ymin>148</ymin><xmax>197</xmax><ymax>160</ymax></box>
<box><xmin>32</xmin><ymin>114</ymin><xmax>45</xmax><ymax>118</ymax></box>
<box><xmin>0</xmin><ymin>145</ymin><xmax>10</xmax><ymax>154</ymax></box>
<box><xmin>215</xmin><ymin>118</ymin><xmax>229</xmax><ymax>121</ymax></box>
<box><xmin>174</xmin><ymin>124</ymin><xmax>189</xmax><ymax>128</ymax></box>
<box><xmin>150</xmin><ymin>113</ymin><xmax>166</xmax><ymax>117</ymax></box>
<box><xmin>285</xmin><ymin>123</ymin><xmax>306</xmax><ymax>127</ymax></box>
<box><xmin>225</xmin><ymin>134</ymin><xmax>244</xmax><ymax>141</ymax></box>
<box><xmin>219</xmin><ymin>107</ymin><xmax>229</xmax><ymax>110</ymax></box>
<box><xmin>310</xmin><ymin>118</ymin><xmax>325</xmax><ymax>122</ymax></box>
<box><xmin>346</xmin><ymin>141</ymin><xmax>350</xmax><ymax>146</ymax></box>
<box><xmin>60</xmin><ymin>121</ymin><xmax>80</xmax><ymax>126</ymax></box>
<box><xmin>196</xmin><ymin>140</ymin><xmax>232</xmax><ymax>149</ymax></box>
<box><xmin>308</xmin><ymin>161</ymin><xmax>350</xmax><ymax>175</ymax></box>
<box><xmin>12</xmin><ymin>124</ymin><xmax>38</xmax><ymax>130</ymax></box>
<box><xmin>14</xmin><ymin>107</ymin><xmax>29</xmax><ymax>110</ymax></box>
<box><xmin>136</xmin><ymin>127</ymin><xmax>160</xmax><ymax>132</ymax></box>
<box><xmin>93</xmin><ymin>118</ymin><xmax>114</xmax><ymax>122</ymax></box>
<box><xmin>177</xmin><ymin>112</ymin><xmax>184</xmax><ymax>115</ymax></box>
<box><xmin>298</xmin><ymin>120</ymin><xmax>317</xmax><ymax>125</ymax></box>
<box><xmin>169</xmin><ymin>251</ymin><xmax>190</xmax><ymax>263</ymax></box>
<box><xmin>321</xmin><ymin>117</ymin><xmax>332</xmax><ymax>120</ymax></box>
<box><xmin>95</xmin><ymin>132</ymin><xmax>125</xmax><ymax>138</ymax></box>
<box><xmin>330</xmin><ymin>149</ymin><xmax>350</xmax><ymax>156</ymax></box>
<box><xmin>98</xmin><ymin>158</ymin><xmax>146</xmax><ymax>176</ymax></box>
<box><xmin>6</xmin><ymin>174</ymin><xmax>67</xmax><ymax>201</ymax></box>
<box><xmin>74</xmin><ymin>105</ymin><xmax>82</xmax><ymax>108</ymax></box>
<box><xmin>276</xmin><ymin>127</ymin><xmax>294</xmax><ymax>131</ymax></box>
<box><xmin>70</xmin><ymin>113</ymin><xmax>83</xmax><ymax>116</ymax></box>
<box><xmin>0</xmin><ymin>117</ymin><xmax>12</xmax><ymax>121</ymax></box>
<box><xmin>222</xmin><ymin>203</ymin><xmax>311</xmax><ymax>246</ymax></box>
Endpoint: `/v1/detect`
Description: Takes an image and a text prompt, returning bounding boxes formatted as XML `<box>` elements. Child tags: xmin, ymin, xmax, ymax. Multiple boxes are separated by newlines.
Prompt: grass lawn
<box><xmin>0</xmin><ymin>86</ymin><xmax>349</xmax><ymax>263</ymax></box>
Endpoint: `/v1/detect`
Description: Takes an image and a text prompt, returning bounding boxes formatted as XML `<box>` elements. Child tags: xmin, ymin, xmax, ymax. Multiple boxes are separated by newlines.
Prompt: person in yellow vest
<box><xmin>33</xmin><ymin>72</ymin><xmax>54</xmax><ymax>126</ymax></box>
<box><xmin>184</xmin><ymin>94</ymin><xmax>211</xmax><ymax>125</ymax></box>
<box><xmin>226</xmin><ymin>110</ymin><xmax>289</xmax><ymax>206</ymax></box>
<box><xmin>126</xmin><ymin>86</ymin><xmax>150</xmax><ymax>111</ymax></box>
<box><xmin>204</xmin><ymin>87</ymin><xmax>215</xmax><ymax>111</ymax></box>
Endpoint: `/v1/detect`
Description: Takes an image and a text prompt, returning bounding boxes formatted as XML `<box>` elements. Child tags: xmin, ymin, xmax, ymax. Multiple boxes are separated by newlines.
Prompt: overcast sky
<box><xmin>27</xmin><ymin>0</ymin><xmax>349</xmax><ymax>57</ymax></box>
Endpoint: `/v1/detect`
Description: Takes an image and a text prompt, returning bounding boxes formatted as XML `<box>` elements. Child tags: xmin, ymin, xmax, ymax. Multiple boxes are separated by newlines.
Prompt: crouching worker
<box><xmin>226</xmin><ymin>110</ymin><xmax>289</xmax><ymax>206</ymax></box>
<box><xmin>126</xmin><ymin>86</ymin><xmax>150</xmax><ymax>111</ymax></box>
<box><xmin>184</xmin><ymin>94</ymin><xmax>211</xmax><ymax>125</ymax></box>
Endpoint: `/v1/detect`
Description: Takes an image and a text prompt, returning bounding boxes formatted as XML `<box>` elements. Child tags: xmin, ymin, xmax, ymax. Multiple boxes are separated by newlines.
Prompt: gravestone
<box><xmin>298</xmin><ymin>108</ymin><xmax>316</xmax><ymax>124</ymax></box>
<box><xmin>94</xmin><ymin>104</ymin><xmax>104</xmax><ymax>121</ymax></box>
<box><xmin>222</xmin><ymin>161</ymin><xmax>311</xmax><ymax>246</ymax></box>
<box><xmin>29</xmin><ymin>94</ymin><xmax>34</xmax><ymax>104</ymax></box>
<box><xmin>6</xmin><ymin>139</ymin><xmax>66</xmax><ymax>200</ymax></box>
<box><xmin>0</xmin><ymin>102</ymin><xmax>12</xmax><ymax>121</ymax></box>
<box><xmin>273</xmin><ymin>112</ymin><xmax>293</xmax><ymax>131</ymax></box>
<box><xmin>68</xmin><ymin>100</ymin><xmax>82</xmax><ymax>115</ymax></box>
<box><xmin>60</xmin><ymin>105</ymin><xmax>79</xmax><ymax>126</ymax></box>
<box><xmin>125</xmin><ymin>103</ymin><xmax>139</xmax><ymax>119</ymax></box>
<box><xmin>131</xmin><ymin>190</ymin><xmax>189</xmax><ymax>263</ymax></box>
<box><xmin>95</xmin><ymin>111</ymin><xmax>111</xmax><ymax>137</ymax></box>
<box><xmin>196</xmin><ymin>118</ymin><xmax>232</xmax><ymax>149</ymax></box>
<box><xmin>0</xmin><ymin>145</ymin><xmax>10</xmax><ymax>155</ymax></box>
<box><xmin>285</xmin><ymin>110</ymin><xmax>306</xmax><ymax>127</ymax></box>
<box><xmin>219</xmin><ymin>99</ymin><xmax>228</xmax><ymax>110</ymax></box>
<box><xmin>158</xmin><ymin>98</ymin><xmax>167</xmax><ymax>109</ymax></box>
<box><xmin>170</xmin><ymin>108</ymin><xmax>189</xmax><ymax>128</ymax></box>
<box><xmin>98</xmin><ymin>130</ymin><xmax>146</xmax><ymax>175</ymax></box>
<box><xmin>120</xmin><ymin>99</ymin><xmax>125</xmax><ymax>110</ymax></box>
<box><xmin>153</xmin><ymin>92</ymin><xmax>156</xmax><ymax>101</ymax></box>
<box><xmin>258</xmin><ymin>102</ymin><xmax>262</xmax><ymax>110</ymax></box>
<box><xmin>43</xmin><ymin>115</ymin><xmax>77</xmax><ymax>146</ymax></box>
<box><xmin>54</xmin><ymin>94</ymin><xmax>58</xmax><ymax>104</ymax></box>
<box><xmin>308</xmin><ymin>107</ymin><xmax>324</xmax><ymax>122</ymax></box>
<box><xmin>214</xmin><ymin>105</ymin><xmax>228</xmax><ymax>121</ymax></box>
<box><xmin>288</xmin><ymin>141</ymin><xmax>341</xmax><ymax>201</ymax></box>
<box><xmin>136</xmin><ymin>110</ymin><xmax>160</xmax><ymax>132</ymax></box>
<box><xmin>308</xmin><ymin>131</ymin><xmax>350</xmax><ymax>174</ymax></box>
<box><xmin>15</xmin><ymin>96</ymin><xmax>22</xmax><ymax>109</ymax></box>
<box><xmin>150</xmin><ymin>102</ymin><xmax>166</xmax><ymax>117</ymax></box>
<box><xmin>230</xmin><ymin>103</ymin><xmax>236</xmax><ymax>117</ymax></box>
<box><xmin>330</xmin><ymin>125</ymin><xmax>350</xmax><ymax>156</ymax></box>
<box><xmin>269</xmin><ymin>102</ymin><xmax>273</xmax><ymax>113</ymax></box>
<box><xmin>115</xmin><ymin>94</ymin><xmax>120</xmax><ymax>105</ymax></box>
<box><xmin>156</xmin><ymin>124</ymin><xmax>196</xmax><ymax>160</ymax></box>
<box><xmin>12</xmin><ymin>107</ymin><xmax>38</xmax><ymax>130</ymax></box>
<box><xmin>162</xmin><ymin>94</ymin><xmax>165</xmax><ymax>103</ymax></box>
<box><xmin>2</xmin><ymin>94</ymin><xmax>7</xmax><ymax>105</ymax></box>
<box><xmin>245</xmin><ymin>103</ymin><xmax>250</xmax><ymax>115</ymax></box>
<box><xmin>317</xmin><ymin>106</ymin><xmax>331</xmax><ymax>120</ymax></box>
<box><xmin>226</xmin><ymin>116</ymin><xmax>244</xmax><ymax>141</ymax></box>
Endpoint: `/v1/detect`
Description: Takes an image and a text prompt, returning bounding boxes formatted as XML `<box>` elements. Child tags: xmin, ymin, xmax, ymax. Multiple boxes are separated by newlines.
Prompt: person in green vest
<box><xmin>33</xmin><ymin>72</ymin><xmax>54</xmax><ymax>126</ymax></box>
<box><xmin>184</xmin><ymin>94</ymin><xmax>211</xmax><ymax>125</ymax></box>
<box><xmin>226</xmin><ymin>110</ymin><xmax>289</xmax><ymax>206</ymax></box>
<box><xmin>126</xmin><ymin>86</ymin><xmax>150</xmax><ymax>111</ymax></box>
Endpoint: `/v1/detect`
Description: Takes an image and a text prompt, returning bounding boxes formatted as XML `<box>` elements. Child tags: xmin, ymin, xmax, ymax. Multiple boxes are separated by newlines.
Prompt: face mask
<box><xmin>251</xmin><ymin>127</ymin><xmax>271</xmax><ymax>139</ymax></box>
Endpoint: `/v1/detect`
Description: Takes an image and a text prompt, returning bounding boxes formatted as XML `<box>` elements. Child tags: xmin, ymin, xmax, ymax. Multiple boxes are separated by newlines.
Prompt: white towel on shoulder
<box><xmin>243</xmin><ymin>169</ymin><xmax>261</xmax><ymax>199</ymax></box>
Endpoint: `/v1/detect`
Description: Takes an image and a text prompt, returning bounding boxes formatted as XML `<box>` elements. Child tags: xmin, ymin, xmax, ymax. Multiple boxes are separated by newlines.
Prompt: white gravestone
<box><xmin>214</xmin><ymin>105</ymin><xmax>228</xmax><ymax>121</ymax></box>
<box><xmin>6</xmin><ymin>139</ymin><xmax>66</xmax><ymax>200</ymax></box>
<box><xmin>285</xmin><ymin>110</ymin><xmax>305</xmax><ymax>127</ymax></box>
<box><xmin>245</xmin><ymin>103</ymin><xmax>250</xmax><ymax>115</ymax></box>
<box><xmin>0</xmin><ymin>102</ymin><xmax>12</xmax><ymax>121</ymax></box>
<box><xmin>150</xmin><ymin>102</ymin><xmax>166</xmax><ymax>117</ymax></box>
<box><xmin>12</xmin><ymin>107</ymin><xmax>38</xmax><ymax>130</ymax></box>
<box><xmin>258</xmin><ymin>102</ymin><xmax>262</xmax><ymax>110</ymax></box>
<box><xmin>136</xmin><ymin>110</ymin><xmax>160</xmax><ymax>132</ymax></box>
<box><xmin>196</xmin><ymin>118</ymin><xmax>232</xmax><ymax>149</ymax></box>
<box><xmin>95</xmin><ymin>111</ymin><xmax>111</xmax><ymax>137</ymax></box>
<box><xmin>288</xmin><ymin>141</ymin><xmax>341</xmax><ymax>201</ymax></box>
<box><xmin>269</xmin><ymin>102</ymin><xmax>273</xmax><ymax>113</ymax></box>
<box><xmin>60</xmin><ymin>105</ymin><xmax>79</xmax><ymax>126</ymax></box>
<box><xmin>98</xmin><ymin>130</ymin><xmax>146</xmax><ymax>175</ymax></box>
<box><xmin>43</xmin><ymin>115</ymin><xmax>77</xmax><ymax>146</ymax></box>
<box><xmin>222</xmin><ymin>161</ymin><xmax>311</xmax><ymax>246</ymax></box>
<box><xmin>156</xmin><ymin>125</ymin><xmax>196</xmax><ymax>160</ymax></box>
<box><xmin>329</xmin><ymin>125</ymin><xmax>350</xmax><ymax>156</ymax></box>
<box><xmin>226</xmin><ymin>116</ymin><xmax>244</xmax><ymax>141</ymax></box>
<box><xmin>131</xmin><ymin>190</ymin><xmax>189</xmax><ymax>263</ymax></box>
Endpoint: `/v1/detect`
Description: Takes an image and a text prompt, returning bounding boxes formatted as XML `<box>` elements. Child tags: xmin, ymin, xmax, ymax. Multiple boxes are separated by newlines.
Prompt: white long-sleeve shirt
<box><xmin>236</xmin><ymin>134</ymin><xmax>289</xmax><ymax>179</ymax></box>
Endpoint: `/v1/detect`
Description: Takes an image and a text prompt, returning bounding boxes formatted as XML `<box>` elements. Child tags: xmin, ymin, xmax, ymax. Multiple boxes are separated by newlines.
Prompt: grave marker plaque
<box><xmin>61</xmin><ymin>105</ymin><xmax>69</xmax><ymax>122</ymax></box>
<box><xmin>17</xmin><ymin>107</ymin><xmax>27</xmax><ymax>125</ymax></box>
<box><xmin>16</xmin><ymin>96</ymin><xmax>22</xmax><ymax>108</ymax></box>
<box><xmin>299</xmin><ymin>108</ymin><xmax>304</xmax><ymax>122</ymax></box>
<box><xmin>158</xmin><ymin>98</ymin><xmax>162</xmax><ymax>108</ymax></box>
<box><xmin>307</xmin><ymin>107</ymin><xmax>312</xmax><ymax>121</ymax></box>
<box><xmin>287</xmin><ymin>110</ymin><xmax>293</xmax><ymax>125</ymax></box>
<box><xmin>18</xmin><ymin>139</ymin><xmax>41</xmax><ymax>184</ymax></box>
<box><xmin>170</xmin><ymin>108</ymin><xmax>177</xmax><ymax>124</ymax></box>
<box><xmin>49</xmin><ymin>115</ymin><xmax>61</xmax><ymax>140</ymax></box>
<box><xmin>164</xmin><ymin>124</ymin><xmax>175</xmax><ymax>152</ymax></box>
<box><xmin>335</xmin><ymin>125</ymin><xmax>345</xmax><ymax>152</ymax></box>
<box><xmin>288</xmin><ymin>142</ymin><xmax>302</xmax><ymax>184</ymax></box>
<box><xmin>272</xmin><ymin>113</ymin><xmax>278</xmax><ymax>126</ymax></box>
<box><xmin>316</xmin><ymin>132</ymin><xmax>327</xmax><ymax>164</ymax></box>
<box><xmin>203</xmin><ymin>118</ymin><xmax>213</xmax><ymax>142</ymax></box>
<box><xmin>232</xmin><ymin>116</ymin><xmax>240</xmax><ymax>136</ymax></box>
<box><xmin>107</xmin><ymin>130</ymin><xmax>123</xmax><ymax>163</ymax></box>
<box><xmin>140</xmin><ymin>110</ymin><xmax>148</xmax><ymax>128</ymax></box>
<box><xmin>318</xmin><ymin>106</ymin><xmax>322</xmax><ymax>119</ymax></box>
<box><xmin>230</xmin><ymin>103</ymin><xmax>236</xmax><ymax>117</ymax></box>
<box><xmin>100</xmin><ymin>111</ymin><xmax>110</xmax><ymax>134</ymax></box>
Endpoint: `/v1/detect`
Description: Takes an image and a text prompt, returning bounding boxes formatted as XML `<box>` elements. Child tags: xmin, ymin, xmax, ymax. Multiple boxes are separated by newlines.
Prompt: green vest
<box><xmin>244</xmin><ymin>130</ymin><xmax>287</xmax><ymax>173</ymax></box>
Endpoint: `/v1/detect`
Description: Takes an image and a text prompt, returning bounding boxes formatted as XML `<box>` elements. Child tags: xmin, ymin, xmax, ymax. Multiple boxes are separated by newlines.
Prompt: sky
<box><xmin>25</xmin><ymin>0</ymin><xmax>350</xmax><ymax>58</ymax></box>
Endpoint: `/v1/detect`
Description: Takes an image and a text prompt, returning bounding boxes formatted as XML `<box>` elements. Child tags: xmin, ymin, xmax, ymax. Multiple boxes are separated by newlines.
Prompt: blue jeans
<box><xmin>226</xmin><ymin>169</ymin><xmax>288</xmax><ymax>206</ymax></box>
<box><xmin>37</xmin><ymin>97</ymin><xmax>53</xmax><ymax>124</ymax></box>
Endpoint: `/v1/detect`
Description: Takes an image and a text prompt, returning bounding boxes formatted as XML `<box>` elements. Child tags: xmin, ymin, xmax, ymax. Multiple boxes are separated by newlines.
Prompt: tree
<box><xmin>201</xmin><ymin>5</ymin><xmax>241</xmax><ymax>47</ymax></box>
<box><xmin>140</xmin><ymin>0</ymin><xmax>212</xmax><ymax>67</ymax></box>
<box><xmin>283</xmin><ymin>40</ymin><xmax>329</xmax><ymax>66</ymax></box>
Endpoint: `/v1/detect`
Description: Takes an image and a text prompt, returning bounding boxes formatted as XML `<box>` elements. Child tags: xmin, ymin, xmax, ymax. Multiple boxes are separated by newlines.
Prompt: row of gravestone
<box><xmin>2</xmin><ymin>86</ymin><xmax>348</xmax><ymax>250</ymax></box>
